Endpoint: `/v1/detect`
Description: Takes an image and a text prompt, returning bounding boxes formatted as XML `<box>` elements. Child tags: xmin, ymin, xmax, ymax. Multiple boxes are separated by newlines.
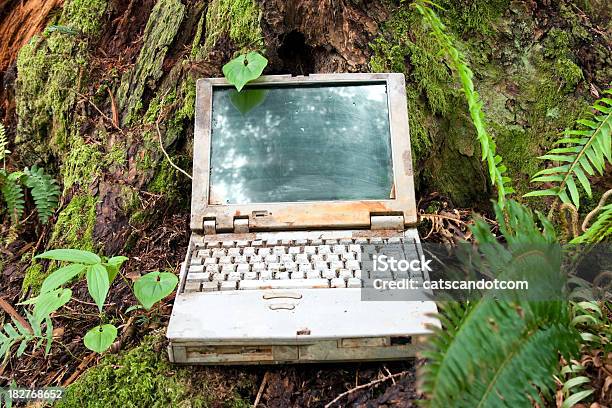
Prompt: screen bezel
<box><xmin>191</xmin><ymin>73</ymin><xmax>416</xmax><ymax>232</ymax></box>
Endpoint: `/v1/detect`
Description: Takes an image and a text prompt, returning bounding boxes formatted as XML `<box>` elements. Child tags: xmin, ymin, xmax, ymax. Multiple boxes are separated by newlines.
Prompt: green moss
<box><xmin>117</xmin><ymin>0</ymin><xmax>186</xmax><ymax>126</ymax></box>
<box><xmin>148</xmin><ymin>158</ymin><xmax>182</xmax><ymax>200</ymax></box>
<box><xmin>199</xmin><ymin>0</ymin><xmax>264</xmax><ymax>57</ymax></box>
<box><xmin>62</xmin><ymin>0</ymin><xmax>107</xmax><ymax>36</ymax></box>
<box><xmin>21</xmin><ymin>261</ymin><xmax>45</xmax><ymax>294</ymax></box>
<box><xmin>61</xmin><ymin>136</ymin><xmax>103</xmax><ymax>192</ymax></box>
<box><xmin>50</xmin><ymin>194</ymin><xmax>98</xmax><ymax>250</ymax></box>
<box><xmin>15</xmin><ymin>0</ymin><xmax>107</xmax><ymax>161</ymax></box>
<box><xmin>440</xmin><ymin>0</ymin><xmax>510</xmax><ymax>35</ymax></box>
<box><xmin>553</xmin><ymin>57</ymin><xmax>583</xmax><ymax>92</ymax></box>
<box><xmin>56</xmin><ymin>335</ymin><xmax>252</xmax><ymax>408</ymax></box>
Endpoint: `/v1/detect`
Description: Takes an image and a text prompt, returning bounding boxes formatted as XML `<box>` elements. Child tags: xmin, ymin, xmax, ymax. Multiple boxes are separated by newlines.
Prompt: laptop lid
<box><xmin>191</xmin><ymin>73</ymin><xmax>416</xmax><ymax>232</ymax></box>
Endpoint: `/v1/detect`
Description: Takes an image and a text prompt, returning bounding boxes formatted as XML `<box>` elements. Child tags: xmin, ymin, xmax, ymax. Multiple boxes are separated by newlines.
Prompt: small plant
<box><xmin>0</xmin><ymin>122</ymin><xmax>9</xmax><ymax>168</ymax></box>
<box><xmin>526</xmin><ymin>89</ymin><xmax>611</xmax><ymax>210</ymax></box>
<box><xmin>222</xmin><ymin>51</ymin><xmax>268</xmax><ymax>92</ymax></box>
<box><xmin>21</xmin><ymin>249</ymin><xmax>179</xmax><ymax>353</ymax></box>
<box><xmin>0</xmin><ymin>291</ymin><xmax>68</xmax><ymax>359</ymax></box>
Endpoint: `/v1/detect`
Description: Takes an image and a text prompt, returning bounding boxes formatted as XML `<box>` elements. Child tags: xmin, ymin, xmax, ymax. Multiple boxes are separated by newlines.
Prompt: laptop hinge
<box><xmin>233</xmin><ymin>218</ymin><xmax>249</xmax><ymax>233</ymax></box>
<box><xmin>370</xmin><ymin>215</ymin><xmax>404</xmax><ymax>230</ymax></box>
<box><xmin>203</xmin><ymin>219</ymin><xmax>216</xmax><ymax>234</ymax></box>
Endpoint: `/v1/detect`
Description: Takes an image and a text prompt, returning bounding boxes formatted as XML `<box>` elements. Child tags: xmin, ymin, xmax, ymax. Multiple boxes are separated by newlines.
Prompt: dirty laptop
<box><xmin>166</xmin><ymin>73</ymin><xmax>439</xmax><ymax>364</ymax></box>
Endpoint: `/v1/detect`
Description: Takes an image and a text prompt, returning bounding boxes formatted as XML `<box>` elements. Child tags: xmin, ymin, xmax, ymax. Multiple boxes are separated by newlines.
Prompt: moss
<box><xmin>50</xmin><ymin>194</ymin><xmax>98</xmax><ymax>250</ymax></box>
<box><xmin>61</xmin><ymin>136</ymin><xmax>103</xmax><ymax>192</ymax></box>
<box><xmin>21</xmin><ymin>261</ymin><xmax>45</xmax><ymax>294</ymax></box>
<box><xmin>117</xmin><ymin>0</ymin><xmax>186</xmax><ymax>126</ymax></box>
<box><xmin>15</xmin><ymin>0</ymin><xmax>107</xmax><ymax>161</ymax></box>
<box><xmin>62</xmin><ymin>0</ymin><xmax>107</xmax><ymax>36</ymax></box>
<box><xmin>440</xmin><ymin>0</ymin><xmax>510</xmax><ymax>35</ymax></box>
<box><xmin>56</xmin><ymin>334</ymin><xmax>252</xmax><ymax>408</ymax></box>
<box><xmin>553</xmin><ymin>57</ymin><xmax>584</xmax><ymax>92</ymax></box>
<box><xmin>148</xmin><ymin>158</ymin><xmax>182</xmax><ymax>200</ymax></box>
<box><xmin>199</xmin><ymin>0</ymin><xmax>264</xmax><ymax>57</ymax></box>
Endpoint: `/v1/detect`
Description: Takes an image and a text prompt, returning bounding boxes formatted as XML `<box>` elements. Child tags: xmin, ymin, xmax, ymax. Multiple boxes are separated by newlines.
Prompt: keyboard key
<box><xmin>299</xmin><ymin>264</ymin><xmax>313</xmax><ymax>272</ymax></box>
<box><xmin>201</xmin><ymin>282</ymin><xmax>219</xmax><ymax>292</ymax></box>
<box><xmin>187</xmin><ymin>272</ymin><xmax>210</xmax><ymax>282</ymax></box>
<box><xmin>295</xmin><ymin>254</ymin><xmax>310</xmax><ymax>264</ymax></box>
<box><xmin>338</xmin><ymin>269</ymin><xmax>352</xmax><ymax>279</ymax></box>
<box><xmin>347</xmin><ymin>278</ymin><xmax>362</xmax><ymax>288</ymax></box>
<box><xmin>330</xmin><ymin>261</ymin><xmax>344</xmax><ymax>270</ymax></box>
<box><xmin>243</xmin><ymin>247</ymin><xmax>256</xmax><ymax>256</ymax></box>
<box><xmin>252</xmin><ymin>262</ymin><xmax>266</xmax><ymax>272</ymax></box>
<box><xmin>273</xmin><ymin>246</ymin><xmax>286</xmax><ymax>255</ymax></box>
<box><xmin>276</xmin><ymin>271</ymin><xmax>289</xmax><ymax>279</ymax></box>
<box><xmin>236</xmin><ymin>240</ymin><xmax>249</xmax><ymax>247</ymax></box>
<box><xmin>288</xmin><ymin>247</ymin><xmax>301</xmax><ymax>255</ymax></box>
<box><xmin>233</xmin><ymin>255</ymin><xmax>248</xmax><ymax>264</ymax></box>
<box><xmin>221</xmin><ymin>264</ymin><xmax>236</xmax><ymax>273</ymax></box>
<box><xmin>189</xmin><ymin>265</ymin><xmax>204</xmax><ymax>273</ymax></box>
<box><xmin>212</xmin><ymin>248</ymin><xmax>225</xmax><ymax>258</ymax></box>
<box><xmin>317</xmin><ymin>245</ymin><xmax>332</xmax><ymax>254</ymax></box>
<box><xmin>291</xmin><ymin>271</ymin><xmax>305</xmax><ymax>279</ymax></box>
<box><xmin>205</xmin><ymin>264</ymin><xmax>220</xmax><ymax>273</ymax></box>
<box><xmin>219</xmin><ymin>256</ymin><xmax>232</xmax><ymax>264</ymax></box>
<box><xmin>204</xmin><ymin>258</ymin><xmax>217</xmax><ymax>265</ymax></box>
<box><xmin>227</xmin><ymin>272</ymin><xmax>241</xmax><ymax>281</ymax></box>
<box><xmin>259</xmin><ymin>270</ymin><xmax>273</xmax><ymax>279</ymax></box>
<box><xmin>222</xmin><ymin>241</ymin><xmax>236</xmax><ymax>248</ymax></box>
<box><xmin>331</xmin><ymin>278</ymin><xmax>346</xmax><ymax>288</ymax></box>
<box><xmin>243</xmin><ymin>271</ymin><xmax>257</xmax><ymax>280</ymax></box>
<box><xmin>346</xmin><ymin>260</ymin><xmax>360</xmax><ymax>270</ymax></box>
<box><xmin>227</xmin><ymin>247</ymin><xmax>241</xmax><ymax>256</ymax></box>
<box><xmin>322</xmin><ymin>269</ymin><xmax>335</xmax><ymax>279</ymax></box>
<box><xmin>249</xmin><ymin>254</ymin><xmax>263</xmax><ymax>263</ymax></box>
<box><xmin>259</xmin><ymin>248</ymin><xmax>272</xmax><ymax>256</ymax></box>
<box><xmin>333</xmin><ymin>245</ymin><xmax>346</xmax><ymax>253</ymax></box>
<box><xmin>184</xmin><ymin>281</ymin><xmax>201</xmax><ymax>292</ymax></box>
<box><xmin>304</xmin><ymin>246</ymin><xmax>316</xmax><ymax>254</ymax></box>
<box><xmin>306</xmin><ymin>270</ymin><xmax>321</xmax><ymax>279</ymax></box>
<box><xmin>239</xmin><ymin>279</ymin><xmax>329</xmax><ymax>290</ymax></box>
<box><xmin>220</xmin><ymin>281</ymin><xmax>237</xmax><ymax>291</ymax></box>
<box><xmin>236</xmin><ymin>264</ymin><xmax>250</xmax><ymax>273</ymax></box>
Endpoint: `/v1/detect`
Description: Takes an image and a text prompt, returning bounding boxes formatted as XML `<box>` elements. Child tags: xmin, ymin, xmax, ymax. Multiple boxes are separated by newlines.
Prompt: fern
<box><xmin>0</xmin><ymin>122</ymin><xmax>9</xmax><ymax>165</ymax></box>
<box><xmin>419</xmin><ymin>201</ymin><xmax>580</xmax><ymax>407</ymax></box>
<box><xmin>24</xmin><ymin>165</ymin><xmax>61</xmax><ymax>224</ymax></box>
<box><xmin>413</xmin><ymin>1</ymin><xmax>514</xmax><ymax>207</ymax></box>
<box><xmin>0</xmin><ymin>312</ymin><xmax>54</xmax><ymax>360</ymax></box>
<box><xmin>0</xmin><ymin>170</ymin><xmax>25</xmax><ymax>223</ymax></box>
<box><xmin>525</xmin><ymin>90</ymin><xmax>612</xmax><ymax>209</ymax></box>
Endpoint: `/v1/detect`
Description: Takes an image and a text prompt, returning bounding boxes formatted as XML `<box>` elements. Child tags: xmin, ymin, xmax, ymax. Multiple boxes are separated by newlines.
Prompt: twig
<box><xmin>75</xmin><ymin>91</ymin><xmax>123</xmax><ymax>132</ymax></box>
<box><xmin>253</xmin><ymin>371</ymin><xmax>270</xmax><ymax>407</ymax></box>
<box><xmin>155</xmin><ymin>119</ymin><xmax>192</xmax><ymax>180</ymax></box>
<box><xmin>324</xmin><ymin>370</ymin><xmax>409</xmax><ymax>408</ymax></box>
<box><xmin>383</xmin><ymin>366</ymin><xmax>396</xmax><ymax>385</ymax></box>
<box><xmin>0</xmin><ymin>297</ymin><xmax>32</xmax><ymax>334</ymax></box>
<box><xmin>581</xmin><ymin>189</ymin><xmax>612</xmax><ymax>232</ymax></box>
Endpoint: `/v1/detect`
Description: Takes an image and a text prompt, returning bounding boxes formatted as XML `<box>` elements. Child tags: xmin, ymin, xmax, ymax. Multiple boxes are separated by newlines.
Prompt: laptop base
<box><xmin>167</xmin><ymin>229</ymin><xmax>438</xmax><ymax>365</ymax></box>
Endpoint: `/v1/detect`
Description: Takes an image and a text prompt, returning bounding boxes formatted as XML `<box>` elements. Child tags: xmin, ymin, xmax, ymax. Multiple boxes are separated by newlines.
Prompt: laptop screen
<box><xmin>208</xmin><ymin>82</ymin><xmax>394</xmax><ymax>205</ymax></box>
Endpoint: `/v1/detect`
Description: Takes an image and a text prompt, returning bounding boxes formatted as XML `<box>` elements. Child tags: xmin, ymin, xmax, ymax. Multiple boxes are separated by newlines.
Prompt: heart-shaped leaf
<box><xmin>84</xmin><ymin>324</ymin><xmax>117</xmax><ymax>353</ymax></box>
<box><xmin>134</xmin><ymin>271</ymin><xmax>179</xmax><ymax>310</ymax></box>
<box><xmin>86</xmin><ymin>264</ymin><xmax>110</xmax><ymax>312</ymax></box>
<box><xmin>222</xmin><ymin>52</ymin><xmax>268</xmax><ymax>92</ymax></box>
<box><xmin>229</xmin><ymin>88</ymin><xmax>268</xmax><ymax>115</ymax></box>
<box><xmin>41</xmin><ymin>263</ymin><xmax>86</xmax><ymax>293</ymax></box>
<box><xmin>35</xmin><ymin>249</ymin><xmax>101</xmax><ymax>265</ymax></box>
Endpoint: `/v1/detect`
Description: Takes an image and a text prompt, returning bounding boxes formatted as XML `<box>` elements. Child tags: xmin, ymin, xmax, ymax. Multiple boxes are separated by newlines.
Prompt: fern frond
<box><xmin>0</xmin><ymin>122</ymin><xmax>9</xmax><ymax>163</ymax></box>
<box><xmin>526</xmin><ymin>90</ymin><xmax>612</xmax><ymax>209</ymax></box>
<box><xmin>420</xmin><ymin>201</ymin><xmax>580</xmax><ymax>407</ymax></box>
<box><xmin>24</xmin><ymin>165</ymin><xmax>61</xmax><ymax>224</ymax></box>
<box><xmin>0</xmin><ymin>170</ymin><xmax>25</xmax><ymax>223</ymax></box>
<box><xmin>413</xmin><ymin>1</ymin><xmax>513</xmax><ymax>207</ymax></box>
<box><xmin>571</xmin><ymin>203</ymin><xmax>612</xmax><ymax>243</ymax></box>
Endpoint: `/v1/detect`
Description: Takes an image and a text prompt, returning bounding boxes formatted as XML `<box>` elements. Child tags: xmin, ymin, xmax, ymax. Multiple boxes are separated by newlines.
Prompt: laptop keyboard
<box><xmin>182</xmin><ymin>236</ymin><xmax>422</xmax><ymax>292</ymax></box>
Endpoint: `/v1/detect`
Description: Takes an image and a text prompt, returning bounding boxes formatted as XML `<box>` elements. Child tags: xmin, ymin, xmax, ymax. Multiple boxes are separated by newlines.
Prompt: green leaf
<box><xmin>134</xmin><ymin>271</ymin><xmax>179</xmax><ymax>310</ymax></box>
<box><xmin>45</xmin><ymin>316</ymin><xmax>53</xmax><ymax>355</ymax></box>
<box><xmin>523</xmin><ymin>189</ymin><xmax>558</xmax><ymax>197</ymax></box>
<box><xmin>16</xmin><ymin>339</ymin><xmax>28</xmax><ymax>357</ymax></box>
<box><xmin>573</xmin><ymin>166</ymin><xmax>591</xmax><ymax>198</ymax></box>
<box><xmin>566</xmin><ymin>175</ymin><xmax>580</xmax><ymax>208</ymax></box>
<box><xmin>35</xmin><ymin>249</ymin><xmax>101</xmax><ymax>265</ymax></box>
<box><xmin>41</xmin><ymin>263</ymin><xmax>86</xmax><ymax>293</ymax></box>
<box><xmin>83</xmin><ymin>324</ymin><xmax>117</xmax><ymax>353</ymax></box>
<box><xmin>561</xmin><ymin>389</ymin><xmax>594</xmax><ymax>408</ymax></box>
<box><xmin>222</xmin><ymin>52</ymin><xmax>268</xmax><ymax>92</ymax></box>
<box><xmin>105</xmin><ymin>256</ymin><xmax>128</xmax><ymax>283</ymax></box>
<box><xmin>28</xmin><ymin>288</ymin><xmax>72</xmax><ymax>324</ymax></box>
<box><xmin>229</xmin><ymin>89</ymin><xmax>269</xmax><ymax>114</ymax></box>
<box><xmin>86</xmin><ymin>264</ymin><xmax>110</xmax><ymax>312</ymax></box>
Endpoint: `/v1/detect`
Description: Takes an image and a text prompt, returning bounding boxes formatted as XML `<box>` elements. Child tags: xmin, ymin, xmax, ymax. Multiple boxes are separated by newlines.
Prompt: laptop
<box><xmin>166</xmin><ymin>73</ymin><xmax>439</xmax><ymax>364</ymax></box>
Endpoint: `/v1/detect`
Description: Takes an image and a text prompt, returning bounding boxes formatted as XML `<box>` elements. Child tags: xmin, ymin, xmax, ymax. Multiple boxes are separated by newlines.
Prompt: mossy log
<box><xmin>0</xmin><ymin>0</ymin><xmax>610</xmax><ymax>289</ymax></box>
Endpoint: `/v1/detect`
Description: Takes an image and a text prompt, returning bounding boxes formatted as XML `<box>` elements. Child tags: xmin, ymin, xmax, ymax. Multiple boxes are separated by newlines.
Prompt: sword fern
<box><xmin>525</xmin><ymin>90</ymin><xmax>612</xmax><ymax>210</ymax></box>
<box><xmin>420</xmin><ymin>201</ymin><xmax>580</xmax><ymax>407</ymax></box>
<box><xmin>24</xmin><ymin>165</ymin><xmax>61</xmax><ymax>224</ymax></box>
<box><xmin>0</xmin><ymin>122</ymin><xmax>9</xmax><ymax>167</ymax></box>
<box><xmin>0</xmin><ymin>170</ymin><xmax>25</xmax><ymax>223</ymax></box>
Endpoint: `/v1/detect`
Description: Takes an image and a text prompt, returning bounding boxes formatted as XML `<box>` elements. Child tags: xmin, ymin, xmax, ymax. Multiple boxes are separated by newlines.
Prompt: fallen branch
<box><xmin>0</xmin><ymin>297</ymin><xmax>32</xmax><ymax>334</ymax></box>
<box><xmin>324</xmin><ymin>370</ymin><xmax>409</xmax><ymax>408</ymax></box>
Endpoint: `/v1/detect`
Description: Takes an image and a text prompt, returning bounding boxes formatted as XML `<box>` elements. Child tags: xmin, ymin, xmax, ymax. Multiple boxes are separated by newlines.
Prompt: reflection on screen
<box><xmin>209</xmin><ymin>83</ymin><xmax>394</xmax><ymax>204</ymax></box>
